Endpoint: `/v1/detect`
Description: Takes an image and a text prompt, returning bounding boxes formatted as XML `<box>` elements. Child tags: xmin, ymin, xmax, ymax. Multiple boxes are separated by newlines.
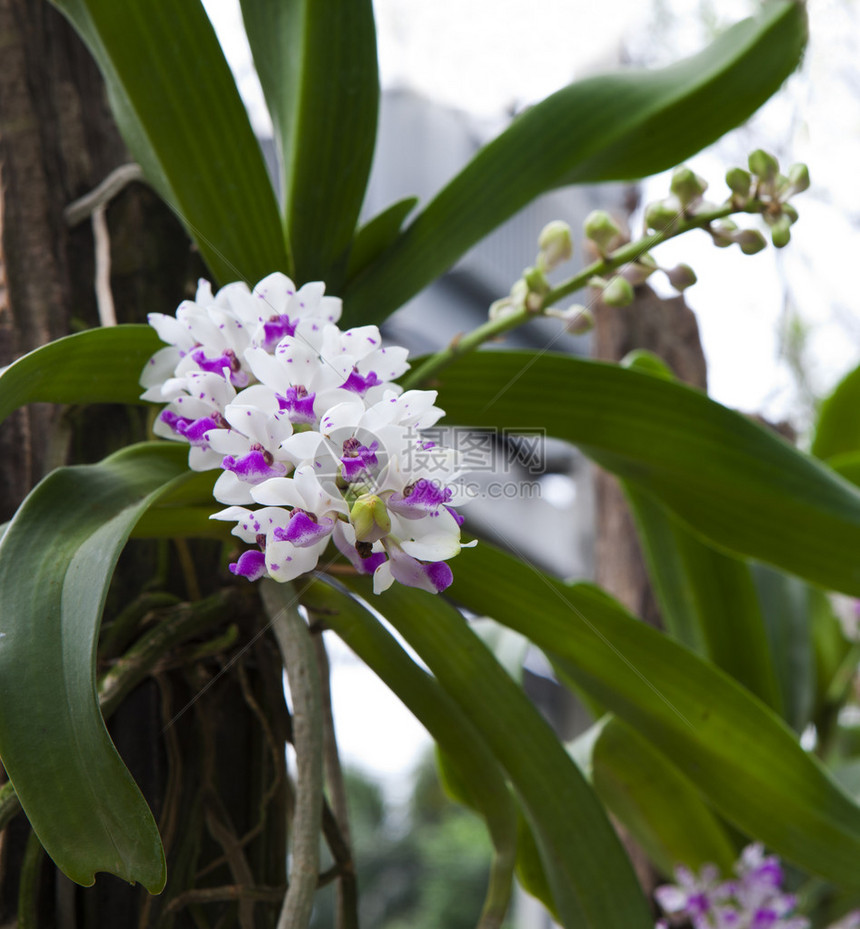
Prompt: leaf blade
<box><xmin>450</xmin><ymin>542</ymin><xmax>860</xmax><ymax>888</ymax></box>
<box><xmin>345</xmin><ymin>580</ymin><xmax>653</xmax><ymax>929</ymax></box>
<box><xmin>439</xmin><ymin>351</ymin><xmax>860</xmax><ymax>597</ymax></box>
<box><xmin>342</xmin><ymin>1</ymin><xmax>806</xmax><ymax>323</ymax></box>
<box><xmin>241</xmin><ymin>0</ymin><xmax>379</xmax><ymax>283</ymax></box>
<box><xmin>0</xmin><ymin>326</ymin><xmax>158</xmax><ymax>426</ymax></box>
<box><xmin>0</xmin><ymin>442</ymin><xmax>192</xmax><ymax>889</ymax></box>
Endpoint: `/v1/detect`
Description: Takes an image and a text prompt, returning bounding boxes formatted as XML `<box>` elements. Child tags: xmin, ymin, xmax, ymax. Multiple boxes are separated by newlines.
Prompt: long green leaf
<box><xmin>627</xmin><ymin>484</ymin><xmax>783</xmax><ymax>713</ymax></box>
<box><xmin>241</xmin><ymin>0</ymin><xmax>379</xmax><ymax>284</ymax></box>
<box><xmin>585</xmin><ymin>717</ymin><xmax>737</xmax><ymax>876</ymax></box>
<box><xmin>812</xmin><ymin>362</ymin><xmax>860</xmax><ymax>460</ymax></box>
<box><xmin>346</xmin><ymin>197</ymin><xmax>419</xmax><ymax>281</ymax></box>
<box><xmin>751</xmin><ymin>563</ymin><xmax>815</xmax><ymax>732</ymax></box>
<box><xmin>342</xmin><ymin>0</ymin><xmax>806</xmax><ymax>323</ymax></box>
<box><xmin>50</xmin><ymin>0</ymin><xmax>288</xmax><ymax>284</ymax></box>
<box><xmin>439</xmin><ymin>351</ymin><xmax>860</xmax><ymax>598</ymax></box>
<box><xmin>0</xmin><ymin>442</ymin><xmax>193</xmax><ymax>890</ymax></box>
<box><xmin>449</xmin><ymin>542</ymin><xmax>860</xmax><ymax>888</ymax></box>
<box><xmin>0</xmin><ymin>326</ymin><xmax>158</xmax><ymax>425</ymax></box>
<box><xmin>345</xmin><ymin>580</ymin><xmax>652</xmax><ymax>929</ymax></box>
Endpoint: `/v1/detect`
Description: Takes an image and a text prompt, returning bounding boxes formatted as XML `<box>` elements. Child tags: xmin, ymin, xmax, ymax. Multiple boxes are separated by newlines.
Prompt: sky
<box><xmin>200</xmin><ymin>0</ymin><xmax>860</xmax><ymax>787</ymax></box>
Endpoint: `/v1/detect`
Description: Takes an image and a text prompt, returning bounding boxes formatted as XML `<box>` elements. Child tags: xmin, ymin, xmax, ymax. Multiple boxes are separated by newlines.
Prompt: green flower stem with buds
<box><xmin>401</xmin><ymin>202</ymin><xmax>741</xmax><ymax>390</ymax></box>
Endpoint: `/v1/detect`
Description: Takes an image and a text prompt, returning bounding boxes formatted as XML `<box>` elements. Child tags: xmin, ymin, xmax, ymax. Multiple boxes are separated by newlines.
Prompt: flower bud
<box><xmin>601</xmin><ymin>276</ymin><xmax>635</xmax><ymax>307</ymax></box>
<box><xmin>781</xmin><ymin>203</ymin><xmax>799</xmax><ymax>224</ymax></box>
<box><xmin>623</xmin><ymin>254</ymin><xmax>658</xmax><ymax>287</ymax></box>
<box><xmin>584</xmin><ymin>210</ymin><xmax>622</xmax><ymax>253</ymax></box>
<box><xmin>489</xmin><ymin>279</ymin><xmax>528</xmax><ymax>320</ymax></box>
<box><xmin>537</xmin><ymin>220</ymin><xmax>573</xmax><ymax>270</ymax></box>
<box><xmin>622</xmin><ymin>349</ymin><xmax>674</xmax><ymax>381</ymax></box>
<box><xmin>670</xmin><ymin>166</ymin><xmax>708</xmax><ymax>209</ymax></box>
<box><xmin>665</xmin><ymin>263</ymin><xmax>697</xmax><ymax>291</ymax></box>
<box><xmin>787</xmin><ymin>162</ymin><xmax>810</xmax><ymax>194</ymax></box>
<box><xmin>351</xmin><ymin>493</ymin><xmax>391</xmax><ymax>543</ymax></box>
<box><xmin>644</xmin><ymin>199</ymin><xmax>680</xmax><ymax>233</ymax></box>
<box><xmin>725</xmin><ymin>167</ymin><xmax>752</xmax><ymax>198</ymax></box>
<box><xmin>748</xmin><ymin>149</ymin><xmax>779</xmax><ymax>183</ymax></box>
<box><xmin>522</xmin><ymin>265</ymin><xmax>549</xmax><ymax>296</ymax></box>
<box><xmin>710</xmin><ymin>219</ymin><xmax>738</xmax><ymax>248</ymax></box>
<box><xmin>770</xmin><ymin>215</ymin><xmax>792</xmax><ymax>248</ymax></box>
<box><xmin>545</xmin><ymin>304</ymin><xmax>593</xmax><ymax>334</ymax></box>
<box><xmin>735</xmin><ymin>229</ymin><xmax>767</xmax><ymax>255</ymax></box>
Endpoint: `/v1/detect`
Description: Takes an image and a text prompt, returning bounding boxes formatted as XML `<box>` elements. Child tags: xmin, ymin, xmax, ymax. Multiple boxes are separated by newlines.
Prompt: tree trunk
<box><xmin>0</xmin><ymin>4</ymin><xmax>289</xmax><ymax>926</ymax></box>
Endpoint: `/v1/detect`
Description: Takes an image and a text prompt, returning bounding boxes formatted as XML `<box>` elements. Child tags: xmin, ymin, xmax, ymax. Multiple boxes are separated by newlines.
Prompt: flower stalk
<box><xmin>402</xmin><ymin>154</ymin><xmax>808</xmax><ymax>390</ymax></box>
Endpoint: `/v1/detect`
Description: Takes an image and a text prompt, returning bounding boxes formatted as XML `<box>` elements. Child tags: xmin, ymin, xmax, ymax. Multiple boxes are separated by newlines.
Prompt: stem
<box><xmin>401</xmin><ymin>203</ymin><xmax>738</xmax><ymax>389</ymax></box>
<box><xmin>261</xmin><ymin>581</ymin><xmax>324</xmax><ymax>929</ymax></box>
<box><xmin>313</xmin><ymin>634</ymin><xmax>359</xmax><ymax>929</ymax></box>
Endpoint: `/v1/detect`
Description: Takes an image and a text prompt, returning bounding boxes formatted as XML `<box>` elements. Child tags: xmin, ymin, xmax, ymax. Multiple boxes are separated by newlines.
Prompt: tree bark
<box><xmin>0</xmin><ymin>5</ymin><xmax>289</xmax><ymax>927</ymax></box>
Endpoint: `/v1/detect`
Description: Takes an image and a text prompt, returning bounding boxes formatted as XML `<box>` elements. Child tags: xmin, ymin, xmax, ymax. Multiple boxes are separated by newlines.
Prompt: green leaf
<box><xmin>587</xmin><ymin>717</ymin><xmax>737</xmax><ymax>875</ymax></box>
<box><xmin>829</xmin><ymin>451</ymin><xmax>860</xmax><ymax>489</ymax></box>
<box><xmin>751</xmin><ymin>563</ymin><xmax>815</xmax><ymax>732</ymax></box>
<box><xmin>627</xmin><ymin>484</ymin><xmax>783</xmax><ymax>713</ymax></box>
<box><xmin>812</xmin><ymin>363</ymin><xmax>860</xmax><ymax>460</ymax></box>
<box><xmin>0</xmin><ymin>442</ymin><xmax>194</xmax><ymax>890</ymax></box>
<box><xmin>438</xmin><ymin>351</ymin><xmax>860</xmax><ymax>598</ymax></box>
<box><xmin>343</xmin><ymin>580</ymin><xmax>652</xmax><ymax>929</ymax></box>
<box><xmin>241</xmin><ymin>0</ymin><xmax>379</xmax><ymax>284</ymax></box>
<box><xmin>449</xmin><ymin>542</ymin><xmax>860</xmax><ymax>888</ymax></box>
<box><xmin>342</xmin><ymin>0</ymin><xmax>806</xmax><ymax>323</ymax></box>
<box><xmin>346</xmin><ymin>197</ymin><xmax>419</xmax><ymax>281</ymax></box>
<box><xmin>50</xmin><ymin>0</ymin><xmax>288</xmax><ymax>284</ymax></box>
<box><xmin>0</xmin><ymin>326</ymin><xmax>158</xmax><ymax>425</ymax></box>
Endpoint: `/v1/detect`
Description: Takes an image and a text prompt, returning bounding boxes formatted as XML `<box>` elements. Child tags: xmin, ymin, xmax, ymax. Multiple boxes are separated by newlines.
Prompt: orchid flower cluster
<box><xmin>655</xmin><ymin>844</ymin><xmax>860</xmax><ymax>929</ymax></box>
<box><xmin>140</xmin><ymin>273</ymin><xmax>472</xmax><ymax>594</ymax></box>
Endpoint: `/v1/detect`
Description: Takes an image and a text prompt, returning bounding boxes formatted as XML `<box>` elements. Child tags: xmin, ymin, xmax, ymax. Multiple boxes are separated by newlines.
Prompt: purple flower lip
<box><xmin>261</xmin><ymin>314</ymin><xmax>297</xmax><ymax>351</ymax></box>
<box><xmin>191</xmin><ymin>347</ymin><xmax>248</xmax><ymax>387</ymax></box>
<box><xmin>222</xmin><ymin>446</ymin><xmax>288</xmax><ymax>483</ymax></box>
<box><xmin>340</xmin><ymin>438</ymin><xmax>379</xmax><ymax>482</ymax></box>
<box><xmin>160</xmin><ymin>411</ymin><xmax>225</xmax><ymax>448</ymax></box>
<box><xmin>389</xmin><ymin>479</ymin><xmax>453</xmax><ymax>519</ymax></box>
<box><xmin>229</xmin><ymin>549</ymin><xmax>267</xmax><ymax>581</ymax></box>
<box><xmin>272</xmin><ymin>509</ymin><xmax>334</xmax><ymax>548</ymax></box>
<box><xmin>354</xmin><ymin>541</ymin><xmax>387</xmax><ymax>574</ymax></box>
<box><xmin>277</xmin><ymin>385</ymin><xmax>316</xmax><ymax>424</ymax></box>
<box><xmin>342</xmin><ymin>368</ymin><xmax>382</xmax><ymax>396</ymax></box>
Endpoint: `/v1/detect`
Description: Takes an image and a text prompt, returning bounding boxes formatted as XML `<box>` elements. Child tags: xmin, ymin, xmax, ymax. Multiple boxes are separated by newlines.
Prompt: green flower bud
<box><xmin>726</xmin><ymin>167</ymin><xmax>752</xmax><ymax>198</ymax></box>
<box><xmin>770</xmin><ymin>215</ymin><xmax>792</xmax><ymax>248</ymax></box>
<box><xmin>787</xmin><ymin>163</ymin><xmax>810</xmax><ymax>194</ymax></box>
<box><xmin>624</xmin><ymin>254</ymin><xmax>658</xmax><ymax>287</ymax></box>
<box><xmin>601</xmin><ymin>276</ymin><xmax>635</xmax><ymax>308</ymax></box>
<box><xmin>537</xmin><ymin>220</ymin><xmax>573</xmax><ymax>270</ymax></box>
<box><xmin>546</xmin><ymin>304</ymin><xmax>593</xmax><ymax>334</ymax></box>
<box><xmin>644</xmin><ymin>199</ymin><xmax>679</xmax><ymax>233</ymax></box>
<box><xmin>566</xmin><ymin>307</ymin><xmax>594</xmax><ymax>335</ymax></box>
<box><xmin>781</xmin><ymin>203</ymin><xmax>799</xmax><ymax>224</ymax></box>
<box><xmin>665</xmin><ymin>263</ymin><xmax>697</xmax><ymax>291</ymax></box>
<box><xmin>584</xmin><ymin>210</ymin><xmax>622</xmax><ymax>253</ymax></box>
<box><xmin>350</xmin><ymin>493</ymin><xmax>391</xmax><ymax>543</ymax></box>
<box><xmin>670</xmin><ymin>166</ymin><xmax>708</xmax><ymax>208</ymax></box>
<box><xmin>748</xmin><ymin>149</ymin><xmax>779</xmax><ymax>183</ymax></box>
<box><xmin>621</xmin><ymin>349</ymin><xmax>675</xmax><ymax>381</ymax></box>
<box><xmin>710</xmin><ymin>219</ymin><xmax>738</xmax><ymax>248</ymax></box>
<box><xmin>735</xmin><ymin>229</ymin><xmax>767</xmax><ymax>255</ymax></box>
<box><xmin>522</xmin><ymin>265</ymin><xmax>549</xmax><ymax>296</ymax></box>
